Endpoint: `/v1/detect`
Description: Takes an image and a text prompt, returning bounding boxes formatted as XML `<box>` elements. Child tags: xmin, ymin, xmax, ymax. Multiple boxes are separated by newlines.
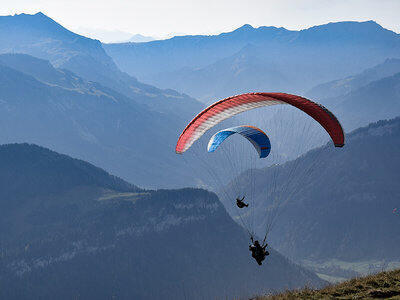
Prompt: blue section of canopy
<box><xmin>207</xmin><ymin>125</ymin><xmax>271</xmax><ymax>158</ymax></box>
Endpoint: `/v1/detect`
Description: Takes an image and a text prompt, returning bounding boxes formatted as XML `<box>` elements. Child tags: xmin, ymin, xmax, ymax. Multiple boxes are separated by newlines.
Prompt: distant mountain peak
<box><xmin>1</xmin><ymin>11</ymin><xmax>83</xmax><ymax>41</ymax></box>
<box><xmin>303</xmin><ymin>19</ymin><xmax>394</xmax><ymax>35</ymax></box>
<box><xmin>127</xmin><ymin>34</ymin><xmax>155</xmax><ymax>43</ymax></box>
<box><xmin>235</xmin><ymin>24</ymin><xmax>254</xmax><ymax>31</ymax></box>
<box><xmin>12</xmin><ymin>11</ymin><xmax>58</xmax><ymax>24</ymax></box>
<box><xmin>34</xmin><ymin>11</ymin><xmax>46</xmax><ymax>17</ymax></box>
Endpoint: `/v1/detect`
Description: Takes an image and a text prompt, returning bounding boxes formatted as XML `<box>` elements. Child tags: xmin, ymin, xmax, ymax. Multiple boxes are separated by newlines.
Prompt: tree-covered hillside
<box><xmin>0</xmin><ymin>143</ymin><xmax>323</xmax><ymax>300</ymax></box>
<box><xmin>0</xmin><ymin>143</ymin><xmax>138</xmax><ymax>200</ymax></box>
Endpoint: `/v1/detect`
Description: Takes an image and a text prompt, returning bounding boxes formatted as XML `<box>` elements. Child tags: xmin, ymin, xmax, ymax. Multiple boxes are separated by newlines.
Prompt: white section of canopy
<box><xmin>180</xmin><ymin>99</ymin><xmax>285</xmax><ymax>153</ymax></box>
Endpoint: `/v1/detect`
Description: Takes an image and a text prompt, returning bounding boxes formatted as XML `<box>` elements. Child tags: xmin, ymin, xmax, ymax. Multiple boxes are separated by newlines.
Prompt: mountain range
<box><xmin>0</xmin><ymin>13</ymin><xmax>216</xmax><ymax>188</ymax></box>
<box><xmin>0</xmin><ymin>143</ymin><xmax>323</xmax><ymax>299</ymax></box>
<box><xmin>1</xmin><ymin>11</ymin><xmax>399</xmax><ymax>296</ymax></box>
<box><xmin>306</xmin><ymin>58</ymin><xmax>400</xmax><ymax>100</ymax></box>
<box><xmin>303</xmin><ymin>58</ymin><xmax>400</xmax><ymax>132</ymax></box>
<box><xmin>104</xmin><ymin>21</ymin><xmax>400</xmax><ymax>103</ymax></box>
<box><xmin>331</xmin><ymin>72</ymin><xmax>400</xmax><ymax>131</ymax></box>
<box><xmin>0</xmin><ymin>53</ymin><xmax>198</xmax><ymax>188</ymax></box>
<box><xmin>1</xmin><ymin>12</ymin><xmax>399</xmax><ymax>189</ymax></box>
<box><xmin>0</xmin><ymin>12</ymin><xmax>204</xmax><ymax>116</ymax></box>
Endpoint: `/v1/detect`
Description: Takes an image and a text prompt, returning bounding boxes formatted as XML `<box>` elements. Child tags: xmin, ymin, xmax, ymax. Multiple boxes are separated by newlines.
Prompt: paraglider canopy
<box><xmin>207</xmin><ymin>125</ymin><xmax>271</xmax><ymax>158</ymax></box>
<box><xmin>176</xmin><ymin>93</ymin><xmax>345</xmax><ymax>154</ymax></box>
<box><xmin>175</xmin><ymin>92</ymin><xmax>346</xmax><ymax>253</ymax></box>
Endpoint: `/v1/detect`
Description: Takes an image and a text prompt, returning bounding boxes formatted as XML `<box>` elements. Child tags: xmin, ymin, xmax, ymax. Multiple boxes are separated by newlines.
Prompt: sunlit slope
<box><xmin>257</xmin><ymin>268</ymin><xmax>400</xmax><ymax>300</ymax></box>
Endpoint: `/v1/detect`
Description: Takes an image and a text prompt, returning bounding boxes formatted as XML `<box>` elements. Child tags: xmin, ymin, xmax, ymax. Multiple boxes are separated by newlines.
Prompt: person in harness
<box><xmin>236</xmin><ymin>196</ymin><xmax>249</xmax><ymax>208</ymax></box>
<box><xmin>249</xmin><ymin>237</ymin><xmax>269</xmax><ymax>265</ymax></box>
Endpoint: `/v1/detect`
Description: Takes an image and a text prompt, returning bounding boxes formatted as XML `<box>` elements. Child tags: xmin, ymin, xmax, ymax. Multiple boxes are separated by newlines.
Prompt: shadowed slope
<box><xmin>0</xmin><ymin>143</ymin><xmax>324</xmax><ymax>300</ymax></box>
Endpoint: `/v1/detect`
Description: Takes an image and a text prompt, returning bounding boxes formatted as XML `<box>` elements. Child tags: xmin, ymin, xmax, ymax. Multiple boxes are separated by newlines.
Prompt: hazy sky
<box><xmin>1</xmin><ymin>0</ymin><xmax>399</xmax><ymax>42</ymax></box>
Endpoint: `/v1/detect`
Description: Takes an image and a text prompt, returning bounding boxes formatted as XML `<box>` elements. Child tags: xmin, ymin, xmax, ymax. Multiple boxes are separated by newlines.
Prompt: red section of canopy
<box><xmin>176</xmin><ymin>93</ymin><xmax>345</xmax><ymax>153</ymax></box>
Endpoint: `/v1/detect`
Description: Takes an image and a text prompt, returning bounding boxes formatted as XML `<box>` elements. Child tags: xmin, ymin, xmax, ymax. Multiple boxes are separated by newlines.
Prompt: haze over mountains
<box><xmin>104</xmin><ymin>21</ymin><xmax>400</xmax><ymax>103</ymax></box>
<box><xmin>0</xmin><ymin>53</ymin><xmax>200</xmax><ymax>188</ymax></box>
<box><xmin>306</xmin><ymin>58</ymin><xmax>400</xmax><ymax>100</ymax></box>
<box><xmin>0</xmin><ymin>12</ymin><xmax>204</xmax><ymax>117</ymax></box>
<box><xmin>1</xmin><ymin>12</ymin><xmax>399</xmax><ymax>189</ymax></box>
<box><xmin>332</xmin><ymin>72</ymin><xmax>400</xmax><ymax>131</ymax></box>
<box><xmin>0</xmin><ymin>12</ymin><xmax>205</xmax><ymax>188</ymax></box>
<box><xmin>0</xmin><ymin>143</ymin><xmax>323</xmax><ymax>299</ymax></box>
<box><xmin>306</xmin><ymin>58</ymin><xmax>400</xmax><ymax>132</ymax></box>
<box><xmin>0</xmin><ymin>10</ymin><xmax>399</xmax><ymax>296</ymax></box>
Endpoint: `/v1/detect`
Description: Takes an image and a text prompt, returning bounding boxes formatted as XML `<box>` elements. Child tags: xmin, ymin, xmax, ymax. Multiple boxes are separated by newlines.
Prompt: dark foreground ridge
<box><xmin>257</xmin><ymin>268</ymin><xmax>400</xmax><ymax>299</ymax></box>
<box><xmin>0</xmin><ymin>143</ymin><xmax>323</xmax><ymax>300</ymax></box>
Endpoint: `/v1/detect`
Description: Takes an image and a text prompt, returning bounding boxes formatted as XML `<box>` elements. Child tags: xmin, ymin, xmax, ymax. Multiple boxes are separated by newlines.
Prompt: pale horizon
<box><xmin>1</xmin><ymin>0</ymin><xmax>399</xmax><ymax>42</ymax></box>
